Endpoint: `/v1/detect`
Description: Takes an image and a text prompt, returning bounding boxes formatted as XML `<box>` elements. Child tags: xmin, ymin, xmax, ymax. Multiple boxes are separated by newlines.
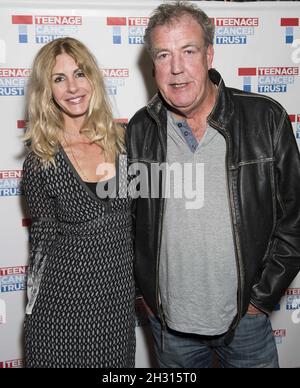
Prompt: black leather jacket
<box><xmin>126</xmin><ymin>69</ymin><xmax>300</xmax><ymax>330</ymax></box>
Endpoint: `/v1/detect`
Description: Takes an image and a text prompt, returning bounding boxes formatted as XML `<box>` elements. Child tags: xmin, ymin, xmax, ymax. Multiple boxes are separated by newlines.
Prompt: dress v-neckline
<box><xmin>59</xmin><ymin>144</ymin><xmax>118</xmax><ymax>206</ymax></box>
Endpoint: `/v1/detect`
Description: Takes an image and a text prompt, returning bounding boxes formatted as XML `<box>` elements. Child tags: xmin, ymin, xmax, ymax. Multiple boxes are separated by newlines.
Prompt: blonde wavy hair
<box><xmin>24</xmin><ymin>37</ymin><xmax>125</xmax><ymax>165</ymax></box>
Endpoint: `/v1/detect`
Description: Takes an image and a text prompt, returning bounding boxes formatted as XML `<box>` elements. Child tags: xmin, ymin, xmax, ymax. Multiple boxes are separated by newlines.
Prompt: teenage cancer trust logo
<box><xmin>238</xmin><ymin>66</ymin><xmax>299</xmax><ymax>93</ymax></box>
<box><xmin>106</xmin><ymin>17</ymin><xmax>149</xmax><ymax>45</ymax></box>
<box><xmin>273</xmin><ymin>329</ymin><xmax>286</xmax><ymax>345</ymax></box>
<box><xmin>213</xmin><ymin>17</ymin><xmax>259</xmax><ymax>45</ymax></box>
<box><xmin>0</xmin><ymin>170</ymin><xmax>23</xmax><ymax>197</ymax></box>
<box><xmin>12</xmin><ymin>15</ymin><xmax>82</xmax><ymax>44</ymax></box>
<box><xmin>0</xmin><ymin>359</ymin><xmax>24</xmax><ymax>368</ymax></box>
<box><xmin>281</xmin><ymin>18</ymin><xmax>299</xmax><ymax>44</ymax></box>
<box><xmin>102</xmin><ymin>68</ymin><xmax>129</xmax><ymax>96</ymax></box>
<box><xmin>286</xmin><ymin>288</ymin><xmax>300</xmax><ymax>311</ymax></box>
<box><xmin>0</xmin><ymin>68</ymin><xmax>30</xmax><ymax>97</ymax></box>
<box><xmin>0</xmin><ymin>266</ymin><xmax>27</xmax><ymax>293</ymax></box>
<box><xmin>289</xmin><ymin>115</ymin><xmax>300</xmax><ymax>144</ymax></box>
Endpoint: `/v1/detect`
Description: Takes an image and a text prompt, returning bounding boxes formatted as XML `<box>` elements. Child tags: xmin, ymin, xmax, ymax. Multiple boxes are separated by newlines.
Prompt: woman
<box><xmin>23</xmin><ymin>37</ymin><xmax>135</xmax><ymax>368</ymax></box>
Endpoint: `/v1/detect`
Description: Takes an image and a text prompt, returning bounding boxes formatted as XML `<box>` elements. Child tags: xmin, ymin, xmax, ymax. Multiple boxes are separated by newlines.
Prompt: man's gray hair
<box><xmin>144</xmin><ymin>1</ymin><xmax>215</xmax><ymax>56</ymax></box>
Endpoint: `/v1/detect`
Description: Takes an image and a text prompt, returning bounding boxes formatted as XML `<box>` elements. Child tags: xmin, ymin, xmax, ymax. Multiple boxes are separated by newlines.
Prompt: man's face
<box><xmin>151</xmin><ymin>15</ymin><xmax>214</xmax><ymax>116</ymax></box>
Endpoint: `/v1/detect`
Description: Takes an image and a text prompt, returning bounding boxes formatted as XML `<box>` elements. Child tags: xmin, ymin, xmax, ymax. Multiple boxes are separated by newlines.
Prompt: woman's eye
<box><xmin>53</xmin><ymin>76</ymin><xmax>64</xmax><ymax>83</ymax></box>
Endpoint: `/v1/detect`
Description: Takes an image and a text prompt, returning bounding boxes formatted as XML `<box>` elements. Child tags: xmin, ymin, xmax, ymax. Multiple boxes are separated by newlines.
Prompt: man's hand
<box><xmin>142</xmin><ymin>298</ymin><xmax>155</xmax><ymax>317</ymax></box>
<box><xmin>247</xmin><ymin>303</ymin><xmax>264</xmax><ymax>315</ymax></box>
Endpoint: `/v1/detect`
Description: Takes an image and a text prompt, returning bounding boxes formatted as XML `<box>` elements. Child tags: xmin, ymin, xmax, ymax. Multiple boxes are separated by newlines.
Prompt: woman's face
<box><xmin>51</xmin><ymin>52</ymin><xmax>93</xmax><ymax>119</ymax></box>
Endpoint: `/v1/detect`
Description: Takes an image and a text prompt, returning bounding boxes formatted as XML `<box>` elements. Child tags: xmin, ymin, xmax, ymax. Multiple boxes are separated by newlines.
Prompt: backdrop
<box><xmin>0</xmin><ymin>0</ymin><xmax>299</xmax><ymax>368</ymax></box>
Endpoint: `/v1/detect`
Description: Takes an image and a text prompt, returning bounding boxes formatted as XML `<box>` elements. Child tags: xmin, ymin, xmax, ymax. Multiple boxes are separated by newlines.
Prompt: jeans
<box><xmin>148</xmin><ymin>313</ymin><xmax>279</xmax><ymax>368</ymax></box>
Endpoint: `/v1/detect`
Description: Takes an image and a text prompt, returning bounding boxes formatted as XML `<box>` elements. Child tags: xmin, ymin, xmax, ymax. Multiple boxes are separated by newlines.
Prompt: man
<box><xmin>126</xmin><ymin>1</ymin><xmax>300</xmax><ymax>368</ymax></box>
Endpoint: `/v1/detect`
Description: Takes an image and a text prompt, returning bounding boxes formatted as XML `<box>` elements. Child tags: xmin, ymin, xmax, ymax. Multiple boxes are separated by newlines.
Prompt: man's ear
<box><xmin>206</xmin><ymin>44</ymin><xmax>214</xmax><ymax>70</ymax></box>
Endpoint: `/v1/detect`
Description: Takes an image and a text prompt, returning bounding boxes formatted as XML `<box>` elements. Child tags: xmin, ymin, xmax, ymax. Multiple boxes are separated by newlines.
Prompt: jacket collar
<box><xmin>208</xmin><ymin>69</ymin><xmax>235</xmax><ymax>133</ymax></box>
<box><xmin>147</xmin><ymin>69</ymin><xmax>235</xmax><ymax>134</ymax></box>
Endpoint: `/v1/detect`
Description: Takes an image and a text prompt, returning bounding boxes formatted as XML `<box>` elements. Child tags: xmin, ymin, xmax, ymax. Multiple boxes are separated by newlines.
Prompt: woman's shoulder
<box><xmin>23</xmin><ymin>149</ymin><xmax>61</xmax><ymax>168</ymax></box>
<box><xmin>22</xmin><ymin>151</ymin><xmax>56</xmax><ymax>180</ymax></box>
<box><xmin>23</xmin><ymin>150</ymin><xmax>43</xmax><ymax>171</ymax></box>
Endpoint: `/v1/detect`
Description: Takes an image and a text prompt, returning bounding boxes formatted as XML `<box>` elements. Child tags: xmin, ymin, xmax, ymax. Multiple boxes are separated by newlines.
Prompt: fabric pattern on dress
<box><xmin>23</xmin><ymin>149</ymin><xmax>135</xmax><ymax>368</ymax></box>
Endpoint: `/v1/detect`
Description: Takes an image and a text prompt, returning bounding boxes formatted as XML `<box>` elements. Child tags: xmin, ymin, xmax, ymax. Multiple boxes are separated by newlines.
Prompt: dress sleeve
<box><xmin>22</xmin><ymin>152</ymin><xmax>58</xmax><ymax>315</ymax></box>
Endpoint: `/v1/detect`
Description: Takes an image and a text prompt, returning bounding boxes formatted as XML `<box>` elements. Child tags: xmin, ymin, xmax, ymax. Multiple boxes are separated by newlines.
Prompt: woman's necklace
<box><xmin>63</xmin><ymin>131</ymin><xmax>90</xmax><ymax>181</ymax></box>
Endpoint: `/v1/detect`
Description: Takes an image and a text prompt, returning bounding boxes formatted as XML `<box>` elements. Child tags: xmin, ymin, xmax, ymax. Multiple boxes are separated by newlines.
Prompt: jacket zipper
<box><xmin>147</xmin><ymin>106</ymin><xmax>168</xmax><ymax>348</ymax></box>
<box><xmin>208</xmin><ymin>119</ymin><xmax>243</xmax><ymax>328</ymax></box>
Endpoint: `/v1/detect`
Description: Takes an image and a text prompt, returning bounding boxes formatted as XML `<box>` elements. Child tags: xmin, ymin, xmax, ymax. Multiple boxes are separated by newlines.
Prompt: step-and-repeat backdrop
<box><xmin>0</xmin><ymin>0</ymin><xmax>299</xmax><ymax>368</ymax></box>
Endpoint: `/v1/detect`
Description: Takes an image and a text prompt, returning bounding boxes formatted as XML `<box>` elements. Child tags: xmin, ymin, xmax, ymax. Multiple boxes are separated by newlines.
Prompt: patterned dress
<box><xmin>23</xmin><ymin>148</ymin><xmax>135</xmax><ymax>368</ymax></box>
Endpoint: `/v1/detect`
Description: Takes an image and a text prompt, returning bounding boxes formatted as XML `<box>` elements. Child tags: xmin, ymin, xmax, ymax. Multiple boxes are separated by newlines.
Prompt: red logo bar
<box><xmin>289</xmin><ymin>115</ymin><xmax>296</xmax><ymax>123</ymax></box>
<box><xmin>286</xmin><ymin>288</ymin><xmax>300</xmax><ymax>295</ymax></box>
<box><xmin>34</xmin><ymin>16</ymin><xmax>82</xmax><ymax>25</ymax></box>
<box><xmin>0</xmin><ymin>267</ymin><xmax>27</xmax><ymax>276</ymax></box>
<box><xmin>22</xmin><ymin>218</ymin><xmax>32</xmax><ymax>227</ymax></box>
<box><xmin>238</xmin><ymin>68</ymin><xmax>257</xmax><ymax>76</ymax></box>
<box><xmin>128</xmin><ymin>17</ymin><xmax>149</xmax><ymax>26</ymax></box>
<box><xmin>107</xmin><ymin>17</ymin><xmax>127</xmax><ymax>26</ymax></box>
<box><xmin>0</xmin><ymin>359</ymin><xmax>24</xmax><ymax>368</ymax></box>
<box><xmin>214</xmin><ymin>18</ymin><xmax>259</xmax><ymax>27</ymax></box>
<box><xmin>0</xmin><ymin>170</ymin><xmax>23</xmax><ymax>179</ymax></box>
<box><xmin>12</xmin><ymin>15</ymin><xmax>33</xmax><ymax>24</ymax></box>
<box><xmin>0</xmin><ymin>68</ymin><xmax>31</xmax><ymax>77</ymax></box>
<box><xmin>273</xmin><ymin>329</ymin><xmax>286</xmax><ymax>337</ymax></box>
<box><xmin>102</xmin><ymin>69</ymin><xmax>129</xmax><ymax>78</ymax></box>
<box><xmin>17</xmin><ymin>120</ymin><xmax>26</xmax><ymax>129</ymax></box>
<box><xmin>258</xmin><ymin>67</ymin><xmax>298</xmax><ymax>76</ymax></box>
<box><xmin>281</xmin><ymin>18</ymin><xmax>299</xmax><ymax>27</ymax></box>
<box><xmin>114</xmin><ymin>118</ymin><xmax>128</xmax><ymax>124</ymax></box>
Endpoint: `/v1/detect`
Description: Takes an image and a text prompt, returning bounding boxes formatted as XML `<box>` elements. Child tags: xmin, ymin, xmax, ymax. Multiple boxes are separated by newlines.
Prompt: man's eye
<box><xmin>157</xmin><ymin>53</ymin><xmax>169</xmax><ymax>60</ymax></box>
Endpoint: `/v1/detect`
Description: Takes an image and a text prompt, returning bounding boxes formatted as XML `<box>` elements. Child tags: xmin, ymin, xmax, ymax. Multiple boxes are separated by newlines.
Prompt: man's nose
<box><xmin>171</xmin><ymin>53</ymin><xmax>184</xmax><ymax>75</ymax></box>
